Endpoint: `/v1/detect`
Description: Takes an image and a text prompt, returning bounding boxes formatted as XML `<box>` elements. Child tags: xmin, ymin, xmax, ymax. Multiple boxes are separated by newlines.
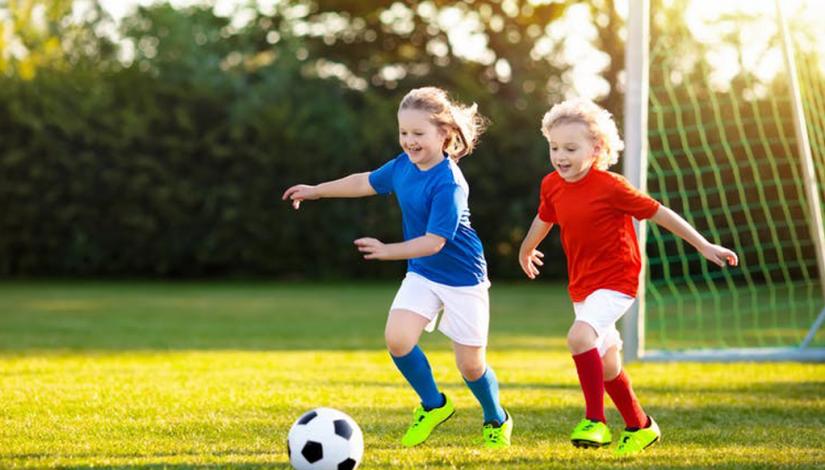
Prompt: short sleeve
<box><xmin>426</xmin><ymin>184</ymin><xmax>464</xmax><ymax>240</ymax></box>
<box><xmin>537</xmin><ymin>174</ymin><xmax>557</xmax><ymax>223</ymax></box>
<box><xmin>610</xmin><ymin>173</ymin><xmax>660</xmax><ymax>220</ymax></box>
<box><xmin>368</xmin><ymin>158</ymin><xmax>398</xmax><ymax>195</ymax></box>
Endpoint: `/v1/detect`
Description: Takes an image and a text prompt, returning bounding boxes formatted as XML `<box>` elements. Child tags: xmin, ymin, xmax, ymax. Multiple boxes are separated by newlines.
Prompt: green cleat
<box><xmin>615</xmin><ymin>416</ymin><xmax>661</xmax><ymax>456</ymax></box>
<box><xmin>570</xmin><ymin>418</ymin><xmax>612</xmax><ymax>448</ymax></box>
<box><xmin>482</xmin><ymin>410</ymin><xmax>513</xmax><ymax>449</ymax></box>
<box><xmin>401</xmin><ymin>394</ymin><xmax>455</xmax><ymax>447</ymax></box>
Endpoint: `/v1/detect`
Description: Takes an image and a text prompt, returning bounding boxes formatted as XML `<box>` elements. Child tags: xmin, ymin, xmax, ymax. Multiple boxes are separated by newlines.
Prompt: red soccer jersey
<box><xmin>538</xmin><ymin>168</ymin><xmax>660</xmax><ymax>302</ymax></box>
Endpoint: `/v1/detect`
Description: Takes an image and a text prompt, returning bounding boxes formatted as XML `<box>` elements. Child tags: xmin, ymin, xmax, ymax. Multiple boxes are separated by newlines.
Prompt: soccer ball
<box><xmin>287</xmin><ymin>407</ymin><xmax>364</xmax><ymax>470</ymax></box>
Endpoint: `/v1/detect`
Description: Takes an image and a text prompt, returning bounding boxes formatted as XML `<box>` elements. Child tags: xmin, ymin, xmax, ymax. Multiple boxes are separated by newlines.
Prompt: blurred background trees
<box><xmin>0</xmin><ymin>0</ymin><xmax>820</xmax><ymax>279</ymax></box>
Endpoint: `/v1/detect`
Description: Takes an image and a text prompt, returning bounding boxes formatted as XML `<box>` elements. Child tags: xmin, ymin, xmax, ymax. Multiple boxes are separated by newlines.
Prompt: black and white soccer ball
<box><xmin>287</xmin><ymin>407</ymin><xmax>364</xmax><ymax>470</ymax></box>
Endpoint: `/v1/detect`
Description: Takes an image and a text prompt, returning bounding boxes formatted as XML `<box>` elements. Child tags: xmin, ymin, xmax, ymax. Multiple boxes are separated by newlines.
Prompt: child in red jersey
<box><xmin>518</xmin><ymin>98</ymin><xmax>738</xmax><ymax>456</ymax></box>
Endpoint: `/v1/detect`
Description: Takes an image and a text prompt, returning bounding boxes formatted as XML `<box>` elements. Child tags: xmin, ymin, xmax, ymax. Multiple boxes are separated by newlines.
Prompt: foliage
<box><xmin>2</xmin><ymin>1</ymin><xmax>820</xmax><ymax>279</ymax></box>
<box><xmin>0</xmin><ymin>1</ymin><xmax>576</xmax><ymax>278</ymax></box>
<box><xmin>0</xmin><ymin>0</ymin><xmax>117</xmax><ymax>77</ymax></box>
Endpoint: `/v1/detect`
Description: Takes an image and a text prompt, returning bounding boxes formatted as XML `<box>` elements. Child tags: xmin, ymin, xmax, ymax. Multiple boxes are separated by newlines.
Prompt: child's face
<box><xmin>398</xmin><ymin>108</ymin><xmax>447</xmax><ymax>169</ymax></box>
<box><xmin>547</xmin><ymin>122</ymin><xmax>600</xmax><ymax>183</ymax></box>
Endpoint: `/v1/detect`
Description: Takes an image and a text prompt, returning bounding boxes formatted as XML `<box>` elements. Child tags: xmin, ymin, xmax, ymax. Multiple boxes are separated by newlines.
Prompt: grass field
<box><xmin>1</xmin><ymin>281</ymin><xmax>823</xmax><ymax>469</ymax></box>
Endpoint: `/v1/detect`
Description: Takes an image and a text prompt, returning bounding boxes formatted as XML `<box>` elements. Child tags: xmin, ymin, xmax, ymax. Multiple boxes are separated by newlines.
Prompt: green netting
<box><xmin>642</xmin><ymin>9</ymin><xmax>825</xmax><ymax>352</ymax></box>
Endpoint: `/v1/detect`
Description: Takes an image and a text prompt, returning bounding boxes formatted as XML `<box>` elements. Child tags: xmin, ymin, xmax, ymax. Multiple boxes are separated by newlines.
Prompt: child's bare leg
<box><xmin>453</xmin><ymin>342</ymin><xmax>486</xmax><ymax>381</ymax></box>
<box><xmin>386</xmin><ymin>309</ymin><xmax>443</xmax><ymax>409</ymax></box>
<box><xmin>602</xmin><ymin>345</ymin><xmax>622</xmax><ymax>381</ymax></box>
<box><xmin>603</xmin><ymin>344</ymin><xmax>648</xmax><ymax>430</ymax></box>
<box><xmin>568</xmin><ymin>321</ymin><xmax>606</xmax><ymax>424</ymax></box>
<box><xmin>567</xmin><ymin>321</ymin><xmax>598</xmax><ymax>354</ymax></box>
<box><xmin>454</xmin><ymin>342</ymin><xmax>508</xmax><ymax>434</ymax></box>
<box><xmin>385</xmin><ymin>309</ymin><xmax>429</xmax><ymax>356</ymax></box>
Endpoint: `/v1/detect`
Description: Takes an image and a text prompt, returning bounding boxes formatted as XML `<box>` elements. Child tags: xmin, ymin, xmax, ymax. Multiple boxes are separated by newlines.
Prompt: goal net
<box><xmin>624</xmin><ymin>0</ymin><xmax>825</xmax><ymax>361</ymax></box>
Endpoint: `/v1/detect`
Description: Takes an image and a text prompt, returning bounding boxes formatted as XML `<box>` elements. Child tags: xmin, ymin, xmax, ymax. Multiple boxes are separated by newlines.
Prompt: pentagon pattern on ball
<box><xmin>297</xmin><ymin>410</ymin><xmax>318</xmax><ymax>425</ymax></box>
<box><xmin>333</xmin><ymin>419</ymin><xmax>353</xmax><ymax>440</ymax></box>
<box><xmin>337</xmin><ymin>458</ymin><xmax>357</xmax><ymax>470</ymax></box>
<box><xmin>301</xmin><ymin>441</ymin><xmax>323</xmax><ymax>463</ymax></box>
<box><xmin>287</xmin><ymin>407</ymin><xmax>364</xmax><ymax>470</ymax></box>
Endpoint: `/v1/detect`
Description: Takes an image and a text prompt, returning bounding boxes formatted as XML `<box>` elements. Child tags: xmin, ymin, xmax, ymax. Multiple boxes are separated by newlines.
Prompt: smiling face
<box><xmin>547</xmin><ymin>121</ymin><xmax>601</xmax><ymax>183</ymax></box>
<box><xmin>398</xmin><ymin>108</ymin><xmax>447</xmax><ymax>170</ymax></box>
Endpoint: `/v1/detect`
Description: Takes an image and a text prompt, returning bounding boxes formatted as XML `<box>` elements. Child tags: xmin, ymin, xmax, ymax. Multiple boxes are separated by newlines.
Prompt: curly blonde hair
<box><xmin>399</xmin><ymin>87</ymin><xmax>488</xmax><ymax>161</ymax></box>
<box><xmin>540</xmin><ymin>98</ymin><xmax>624</xmax><ymax>170</ymax></box>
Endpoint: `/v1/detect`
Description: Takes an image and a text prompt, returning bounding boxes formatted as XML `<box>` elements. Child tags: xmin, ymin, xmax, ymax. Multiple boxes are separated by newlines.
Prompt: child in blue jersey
<box><xmin>282</xmin><ymin>87</ymin><xmax>512</xmax><ymax>449</ymax></box>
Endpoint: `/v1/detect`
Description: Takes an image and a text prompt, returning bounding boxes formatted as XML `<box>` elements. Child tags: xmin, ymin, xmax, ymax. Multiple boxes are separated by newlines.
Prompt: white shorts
<box><xmin>389</xmin><ymin>272</ymin><xmax>491</xmax><ymax>347</ymax></box>
<box><xmin>573</xmin><ymin>289</ymin><xmax>636</xmax><ymax>356</ymax></box>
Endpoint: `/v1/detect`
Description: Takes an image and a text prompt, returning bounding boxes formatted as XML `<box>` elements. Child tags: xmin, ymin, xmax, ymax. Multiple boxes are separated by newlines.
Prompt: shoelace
<box><xmin>410</xmin><ymin>408</ymin><xmax>426</xmax><ymax>428</ymax></box>
<box><xmin>617</xmin><ymin>433</ymin><xmax>633</xmax><ymax>448</ymax></box>
<box><xmin>483</xmin><ymin>425</ymin><xmax>501</xmax><ymax>442</ymax></box>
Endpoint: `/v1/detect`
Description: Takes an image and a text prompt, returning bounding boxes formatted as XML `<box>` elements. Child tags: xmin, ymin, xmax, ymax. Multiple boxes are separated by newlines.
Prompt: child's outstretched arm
<box><xmin>649</xmin><ymin>205</ymin><xmax>739</xmax><ymax>267</ymax></box>
<box><xmin>353</xmin><ymin>234</ymin><xmax>446</xmax><ymax>261</ymax></box>
<box><xmin>518</xmin><ymin>215</ymin><xmax>553</xmax><ymax>279</ymax></box>
<box><xmin>282</xmin><ymin>172</ymin><xmax>376</xmax><ymax>209</ymax></box>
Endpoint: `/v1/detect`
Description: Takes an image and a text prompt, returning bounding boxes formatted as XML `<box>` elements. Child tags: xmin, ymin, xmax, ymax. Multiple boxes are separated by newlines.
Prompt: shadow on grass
<box><xmin>0</xmin><ymin>281</ymin><xmax>572</xmax><ymax>352</ymax></box>
<box><xmin>5</xmin><ymin>394</ymin><xmax>822</xmax><ymax>469</ymax></box>
<box><xmin>6</xmin><ymin>463</ymin><xmax>291</xmax><ymax>470</ymax></box>
<box><xmin>497</xmin><ymin>380</ymin><xmax>825</xmax><ymax>397</ymax></box>
<box><xmin>22</xmin><ymin>461</ymin><xmax>822</xmax><ymax>470</ymax></box>
<box><xmin>3</xmin><ymin>450</ymin><xmax>279</xmax><ymax>461</ymax></box>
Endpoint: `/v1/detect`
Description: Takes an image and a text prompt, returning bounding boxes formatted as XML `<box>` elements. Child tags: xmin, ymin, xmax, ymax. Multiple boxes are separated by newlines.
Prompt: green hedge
<box><xmin>0</xmin><ymin>3</ymin><xmax>578</xmax><ymax>279</ymax></box>
<box><xmin>0</xmin><ymin>58</ymin><xmax>568</xmax><ymax>280</ymax></box>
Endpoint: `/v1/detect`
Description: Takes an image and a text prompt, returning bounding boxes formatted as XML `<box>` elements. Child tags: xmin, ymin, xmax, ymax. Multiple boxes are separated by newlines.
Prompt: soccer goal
<box><xmin>622</xmin><ymin>0</ymin><xmax>825</xmax><ymax>362</ymax></box>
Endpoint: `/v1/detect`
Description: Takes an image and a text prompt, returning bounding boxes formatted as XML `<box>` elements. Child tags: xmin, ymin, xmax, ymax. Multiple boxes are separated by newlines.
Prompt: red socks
<box><xmin>572</xmin><ymin>348</ymin><xmax>605</xmax><ymax>423</ymax></box>
<box><xmin>573</xmin><ymin>349</ymin><xmax>649</xmax><ymax>428</ymax></box>
<box><xmin>604</xmin><ymin>369</ymin><xmax>647</xmax><ymax>429</ymax></box>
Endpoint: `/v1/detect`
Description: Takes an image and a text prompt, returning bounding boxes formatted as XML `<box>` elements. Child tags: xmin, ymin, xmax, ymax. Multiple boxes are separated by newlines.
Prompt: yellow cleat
<box><xmin>401</xmin><ymin>394</ymin><xmax>455</xmax><ymax>447</ymax></box>
<box><xmin>615</xmin><ymin>416</ymin><xmax>661</xmax><ymax>456</ymax></box>
<box><xmin>570</xmin><ymin>419</ymin><xmax>612</xmax><ymax>448</ymax></box>
<box><xmin>483</xmin><ymin>410</ymin><xmax>513</xmax><ymax>449</ymax></box>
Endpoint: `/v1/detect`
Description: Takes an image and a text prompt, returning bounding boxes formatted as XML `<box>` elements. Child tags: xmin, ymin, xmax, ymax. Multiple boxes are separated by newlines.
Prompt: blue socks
<box><xmin>392</xmin><ymin>346</ymin><xmax>506</xmax><ymax>423</ymax></box>
<box><xmin>464</xmin><ymin>367</ymin><xmax>506</xmax><ymax>424</ymax></box>
<box><xmin>391</xmin><ymin>345</ymin><xmax>444</xmax><ymax>410</ymax></box>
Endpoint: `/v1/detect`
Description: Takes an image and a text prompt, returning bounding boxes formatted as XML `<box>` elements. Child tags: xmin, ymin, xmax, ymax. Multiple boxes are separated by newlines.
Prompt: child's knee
<box><xmin>567</xmin><ymin>320</ymin><xmax>601</xmax><ymax>353</ymax></box>
<box><xmin>455</xmin><ymin>356</ymin><xmax>486</xmax><ymax>381</ymax></box>
<box><xmin>567</xmin><ymin>329</ymin><xmax>596</xmax><ymax>353</ymax></box>
<box><xmin>601</xmin><ymin>347</ymin><xmax>621</xmax><ymax>379</ymax></box>
<box><xmin>459</xmin><ymin>362</ymin><xmax>486</xmax><ymax>381</ymax></box>
<box><xmin>385</xmin><ymin>332</ymin><xmax>415</xmax><ymax>357</ymax></box>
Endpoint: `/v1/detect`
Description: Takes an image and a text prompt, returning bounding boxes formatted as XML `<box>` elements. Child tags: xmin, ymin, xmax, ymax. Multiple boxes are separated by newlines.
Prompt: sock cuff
<box><xmin>572</xmin><ymin>347</ymin><xmax>600</xmax><ymax>360</ymax></box>
<box><xmin>463</xmin><ymin>366</ymin><xmax>494</xmax><ymax>385</ymax></box>
<box><xmin>605</xmin><ymin>369</ymin><xmax>628</xmax><ymax>386</ymax></box>
<box><xmin>390</xmin><ymin>345</ymin><xmax>424</xmax><ymax>365</ymax></box>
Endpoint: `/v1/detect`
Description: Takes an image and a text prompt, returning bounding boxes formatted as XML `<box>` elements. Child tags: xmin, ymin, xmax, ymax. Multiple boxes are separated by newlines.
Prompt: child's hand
<box><xmin>282</xmin><ymin>184</ymin><xmax>319</xmax><ymax>210</ymax></box>
<box><xmin>354</xmin><ymin>237</ymin><xmax>388</xmax><ymax>260</ymax></box>
<box><xmin>700</xmin><ymin>243</ymin><xmax>739</xmax><ymax>267</ymax></box>
<box><xmin>519</xmin><ymin>248</ymin><xmax>544</xmax><ymax>279</ymax></box>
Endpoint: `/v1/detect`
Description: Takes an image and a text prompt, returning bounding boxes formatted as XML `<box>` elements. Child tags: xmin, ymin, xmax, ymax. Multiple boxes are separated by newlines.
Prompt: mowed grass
<box><xmin>0</xmin><ymin>281</ymin><xmax>823</xmax><ymax>469</ymax></box>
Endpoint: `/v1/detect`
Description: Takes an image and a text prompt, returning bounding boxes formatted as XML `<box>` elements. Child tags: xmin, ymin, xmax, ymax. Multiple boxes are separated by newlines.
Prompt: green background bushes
<box><xmin>3</xmin><ymin>1</ymin><xmax>810</xmax><ymax>280</ymax></box>
<box><xmin>0</xmin><ymin>3</ymin><xmax>565</xmax><ymax>279</ymax></box>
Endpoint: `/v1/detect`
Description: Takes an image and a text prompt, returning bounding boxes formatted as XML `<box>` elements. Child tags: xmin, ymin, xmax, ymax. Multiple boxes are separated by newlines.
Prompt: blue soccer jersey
<box><xmin>368</xmin><ymin>153</ymin><xmax>488</xmax><ymax>287</ymax></box>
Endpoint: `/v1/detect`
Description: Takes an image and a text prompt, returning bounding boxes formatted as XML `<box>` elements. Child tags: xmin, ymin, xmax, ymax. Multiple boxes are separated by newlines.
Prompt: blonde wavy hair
<box><xmin>540</xmin><ymin>98</ymin><xmax>624</xmax><ymax>170</ymax></box>
<box><xmin>399</xmin><ymin>87</ymin><xmax>488</xmax><ymax>161</ymax></box>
